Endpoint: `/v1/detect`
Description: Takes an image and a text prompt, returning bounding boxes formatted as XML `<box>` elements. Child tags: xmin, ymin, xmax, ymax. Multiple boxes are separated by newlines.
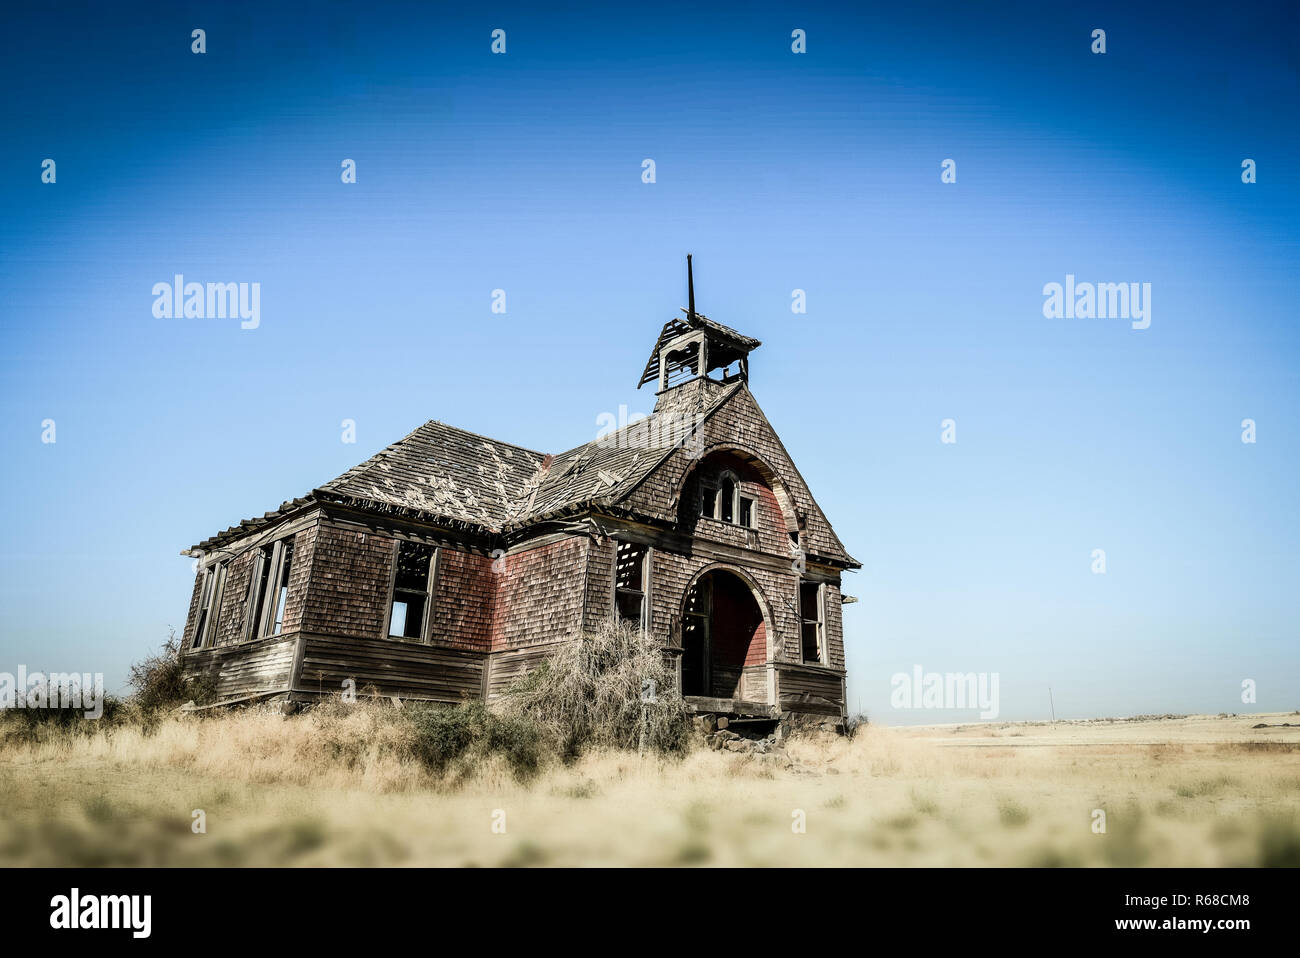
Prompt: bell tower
<box><xmin>636</xmin><ymin>256</ymin><xmax>762</xmax><ymax>396</ymax></box>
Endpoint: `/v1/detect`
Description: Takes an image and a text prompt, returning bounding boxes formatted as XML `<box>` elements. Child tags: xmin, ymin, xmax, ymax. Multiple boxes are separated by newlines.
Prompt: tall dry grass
<box><xmin>2</xmin><ymin>707</ymin><xmax>1297</xmax><ymax>866</ymax></box>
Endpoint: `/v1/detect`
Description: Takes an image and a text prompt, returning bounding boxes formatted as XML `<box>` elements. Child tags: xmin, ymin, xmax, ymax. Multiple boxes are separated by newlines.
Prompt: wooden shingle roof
<box><xmin>184</xmin><ymin>386</ymin><xmax>742</xmax><ymax>554</ymax></box>
<box><xmin>314</xmin><ymin>420</ymin><xmax>547</xmax><ymax>529</ymax></box>
<box><xmin>517</xmin><ymin>382</ymin><xmax>743</xmax><ymax>527</ymax></box>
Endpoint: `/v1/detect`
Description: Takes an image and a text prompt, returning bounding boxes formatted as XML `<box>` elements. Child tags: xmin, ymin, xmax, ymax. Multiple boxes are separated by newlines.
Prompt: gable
<box><xmin>614</xmin><ymin>385</ymin><xmax>858</xmax><ymax>567</ymax></box>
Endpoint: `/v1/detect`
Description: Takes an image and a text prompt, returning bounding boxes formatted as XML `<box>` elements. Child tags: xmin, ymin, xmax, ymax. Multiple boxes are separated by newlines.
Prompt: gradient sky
<box><xmin>2</xmin><ymin>1</ymin><xmax>1297</xmax><ymax>723</ymax></box>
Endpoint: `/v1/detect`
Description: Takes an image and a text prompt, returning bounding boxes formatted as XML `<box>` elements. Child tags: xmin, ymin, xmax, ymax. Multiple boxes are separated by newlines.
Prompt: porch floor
<box><xmin>683</xmin><ymin>695</ymin><xmax>777</xmax><ymax>719</ymax></box>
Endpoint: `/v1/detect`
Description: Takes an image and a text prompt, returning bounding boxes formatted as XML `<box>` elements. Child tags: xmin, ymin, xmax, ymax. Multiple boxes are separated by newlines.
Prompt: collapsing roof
<box><xmin>184</xmin><ymin>382</ymin><xmax>746</xmax><ymax>556</ymax></box>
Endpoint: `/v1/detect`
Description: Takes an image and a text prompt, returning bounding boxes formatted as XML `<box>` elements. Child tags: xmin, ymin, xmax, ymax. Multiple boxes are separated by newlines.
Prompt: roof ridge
<box><xmin>425</xmin><ymin>419</ymin><xmax>546</xmax><ymax>459</ymax></box>
<box><xmin>319</xmin><ymin>418</ymin><xmax>437</xmax><ymax>494</ymax></box>
<box><xmin>547</xmin><ymin>382</ymin><xmax>737</xmax><ymax>462</ymax></box>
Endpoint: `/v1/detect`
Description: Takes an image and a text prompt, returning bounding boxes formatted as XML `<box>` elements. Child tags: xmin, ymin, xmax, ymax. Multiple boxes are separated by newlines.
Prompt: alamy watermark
<box><xmin>152</xmin><ymin>275</ymin><xmax>260</xmax><ymax>329</ymax></box>
<box><xmin>890</xmin><ymin>665</ymin><xmax>1000</xmax><ymax>719</ymax></box>
<box><xmin>0</xmin><ymin>666</ymin><xmax>104</xmax><ymax>719</ymax></box>
<box><xmin>595</xmin><ymin>405</ymin><xmax>706</xmax><ymax>459</ymax></box>
<box><xmin>1042</xmin><ymin>274</ymin><xmax>1150</xmax><ymax>330</ymax></box>
<box><xmin>50</xmin><ymin>888</ymin><xmax>150</xmax><ymax>938</ymax></box>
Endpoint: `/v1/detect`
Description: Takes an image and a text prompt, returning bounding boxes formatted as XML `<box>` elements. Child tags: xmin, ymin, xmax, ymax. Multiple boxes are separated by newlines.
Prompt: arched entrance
<box><xmin>680</xmin><ymin>568</ymin><xmax>769</xmax><ymax>701</ymax></box>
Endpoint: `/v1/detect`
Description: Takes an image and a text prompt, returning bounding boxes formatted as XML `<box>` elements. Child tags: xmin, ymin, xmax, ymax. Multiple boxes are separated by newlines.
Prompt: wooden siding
<box><xmin>583</xmin><ymin>535</ymin><xmax>615</xmax><ymax>630</ymax></box>
<box><xmin>295</xmin><ymin>633</ymin><xmax>484</xmax><ymax>703</ymax></box>
<box><xmin>181</xmin><ymin>634</ymin><xmax>297</xmax><ymax>701</ymax></box>
<box><xmin>824</xmin><ymin>582</ymin><xmax>845</xmax><ymax>670</ymax></box>
<box><xmin>299</xmin><ymin>524</ymin><xmax>394</xmax><ymax>639</ymax></box>
<box><xmin>492</xmin><ymin>537</ymin><xmax>587</xmax><ymax>651</ymax></box>
<box><xmin>486</xmin><ymin>641</ymin><xmax>570</xmax><ymax>699</ymax></box>
<box><xmin>776</xmin><ymin>663</ymin><xmax>844</xmax><ymax>717</ymax></box>
<box><xmin>741</xmin><ymin>665</ymin><xmax>769</xmax><ymax>702</ymax></box>
<box><xmin>430</xmin><ymin>547</ymin><xmax>495</xmax><ymax>651</ymax></box>
<box><xmin>209</xmin><ymin>547</ymin><xmax>254</xmax><ymax>647</ymax></box>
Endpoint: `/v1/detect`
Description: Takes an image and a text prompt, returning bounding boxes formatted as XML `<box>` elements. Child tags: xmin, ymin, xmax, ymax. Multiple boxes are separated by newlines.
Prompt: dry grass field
<box><xmin>2</xmin><ymin>708</ymin><xmax>1297</xmax><ymax>867</ymax></box>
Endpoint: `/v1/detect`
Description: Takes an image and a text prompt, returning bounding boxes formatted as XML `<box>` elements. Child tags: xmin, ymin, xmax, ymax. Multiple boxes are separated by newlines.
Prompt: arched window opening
<box><xmin>698</xmin><ymin>468</ymin><xmax>755</xmax><ymax>529</ymax></box>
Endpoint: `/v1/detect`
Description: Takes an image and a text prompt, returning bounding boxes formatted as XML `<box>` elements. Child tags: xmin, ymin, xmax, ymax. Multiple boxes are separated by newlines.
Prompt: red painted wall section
<box><xmin>491</xmin><ymin>537</ymin><xmax>587</xmax><ymax>652</ymax></box>
<box><xmin>709</xmin><ymin>572</ymin><xmax>766</xmax><ymax>669</ymax></box>
<box><xmin>430</xmin><ymin>547</ymin><xmax>496</xmax><ymax>652</ymax></box>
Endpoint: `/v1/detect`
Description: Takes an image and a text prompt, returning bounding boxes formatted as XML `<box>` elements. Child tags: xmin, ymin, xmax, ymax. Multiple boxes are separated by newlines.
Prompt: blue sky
<box><xmin>2</xmin><ymin>1</ymin><xmax>1297</xmax><ymax>722</ymax></box>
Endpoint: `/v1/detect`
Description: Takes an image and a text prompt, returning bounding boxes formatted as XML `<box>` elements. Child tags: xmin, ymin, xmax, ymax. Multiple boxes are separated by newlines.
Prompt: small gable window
<box><xmin>701</xmin><ymin>486</ymin><xmax>717</xmax><ymax>518</ymax></box>
<box><xmin>389</xmin><ymin>540</ymin><xmax>436</xmax><ymax>641</ymax></box>
<box><xmin>699</xmin><ymin>470</ymin><xmax>754</xmax><ymax>529</ymax></box>
<box><xmin>719</xmin><ymin>474</ymin><xmax>735</xmax><ymax>523</ymax></box>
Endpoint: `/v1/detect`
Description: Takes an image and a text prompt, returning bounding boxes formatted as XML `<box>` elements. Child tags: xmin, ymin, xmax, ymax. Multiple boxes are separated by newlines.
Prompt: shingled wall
<box><xmin>625</xmin><ymin>384</ymin><xmax>850</xmax><ymax>563</ymax></box>
<box><xmin>182</xmin><ymin>523</ymin><xmax>318</xmax><ymax>650</ymax></box>
<box><xmin>429</xmin><ymin>547</ymin><xmax>496</xmax><ymax>651</ymax></box>
<box><xmin>299</xmin><ymin>524</ymin><xmax>392</xmax><ymax>640</ymax></box>
<box><xmin>492</xmin><ymin>536</ymin><xmax>587</xmax><ymax>652</ymax></box>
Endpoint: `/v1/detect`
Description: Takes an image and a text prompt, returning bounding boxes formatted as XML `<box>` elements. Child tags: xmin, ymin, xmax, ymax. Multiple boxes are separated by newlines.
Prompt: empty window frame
<box><xmin>270</xmin><ymin>540</ymin><xmax>294</xmax><ymax>634</ymax></box>
<box><xmin>680</xmin><ymin>575</ymin><xmax>711</xmax><ymax>695</ymax></box>
<box><xmin>244</xmin><ymin>546</ymin><xmax>272</xmax><ymax>640</ymax></box>
<box><xmin>699</xmin><ymin>469</ymin><xmax>755</xmax><ymax>529</ymax></box>
<box><xmin>700</xmin><ymin>485</ymin><xmax>718</xmax><ymax>519</ymax></box>
<box><xmin>244</xmin><ymin>538</ymin><xmax>294</xmax><ymax>640</ymax></box>
<box><xmin>388</xmin><ymin>539</ymin><xmax>436</xmax><ymax>641</ymax></box>
<box><xmin>191</xmin><ymin>561</ymin><xmax>228</xmax><ymax>649</ymax></box>
<box><xmin>799</xmin><ymin>581</ymin><xmax>826</xmax><ymax>665</ymax></box>
<box><xmin>614</xmin><ymin>540</ymin><xmax>650</xmax><ymax>630</ymax></box>
<box><xmin>719</xmin><ymin>473</ymin><xmax>735</xmax><ymax>523</ymax></box>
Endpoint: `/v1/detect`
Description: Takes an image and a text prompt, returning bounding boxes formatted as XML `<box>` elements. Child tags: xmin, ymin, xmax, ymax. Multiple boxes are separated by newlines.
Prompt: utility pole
<box><xmin>1048</xmin><ymin>686</ymin><xmax>1056</xmax><ymax>722</ymax></box>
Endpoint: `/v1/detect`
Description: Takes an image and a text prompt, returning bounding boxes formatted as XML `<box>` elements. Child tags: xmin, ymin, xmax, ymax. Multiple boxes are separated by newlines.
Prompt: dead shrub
<box><xmin>500</xmin><ymin>620</ymin><xmax>693</xmax><ymax>758</ymax></box>
<box><xmin>127</xmin><ymin>630</ymin><xmax>216</xmax><ymax>714</ymax></box>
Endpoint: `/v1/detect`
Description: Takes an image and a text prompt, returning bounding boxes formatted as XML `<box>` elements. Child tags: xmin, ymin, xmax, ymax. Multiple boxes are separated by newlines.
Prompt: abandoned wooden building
<box><xmin>180</xmin><ymin>265</ymin><xmax>860</xmax><ymax>725</ymax></box>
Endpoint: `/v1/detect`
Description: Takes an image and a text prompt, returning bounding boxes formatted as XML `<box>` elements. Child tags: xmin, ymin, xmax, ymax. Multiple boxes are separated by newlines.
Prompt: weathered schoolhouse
<box><xmin>180</xmin><ymin>263</ymin><xmax>859</xmax><ymax>725</ymax></box>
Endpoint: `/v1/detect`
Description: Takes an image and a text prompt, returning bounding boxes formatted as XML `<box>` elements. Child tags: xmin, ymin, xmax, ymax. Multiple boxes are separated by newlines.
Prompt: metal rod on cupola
<box><xmin>687</xmin><ymin>254</ymin><xmax>695</xmax><ymax>321</ymax></box>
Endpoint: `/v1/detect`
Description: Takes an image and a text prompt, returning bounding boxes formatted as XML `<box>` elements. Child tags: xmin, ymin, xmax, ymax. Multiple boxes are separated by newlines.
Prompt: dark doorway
<box><xmin>680</xmin><ymin>570</ymin><xmax>766</xmax><ymax>699</ymax></box>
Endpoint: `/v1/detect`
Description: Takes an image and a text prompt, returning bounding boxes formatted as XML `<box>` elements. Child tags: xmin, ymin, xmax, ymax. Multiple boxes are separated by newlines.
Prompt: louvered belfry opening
<box><xmin>637</xmin><ymin>315</ymin><xmax>762</xmax><ymax>393</ymax></box>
